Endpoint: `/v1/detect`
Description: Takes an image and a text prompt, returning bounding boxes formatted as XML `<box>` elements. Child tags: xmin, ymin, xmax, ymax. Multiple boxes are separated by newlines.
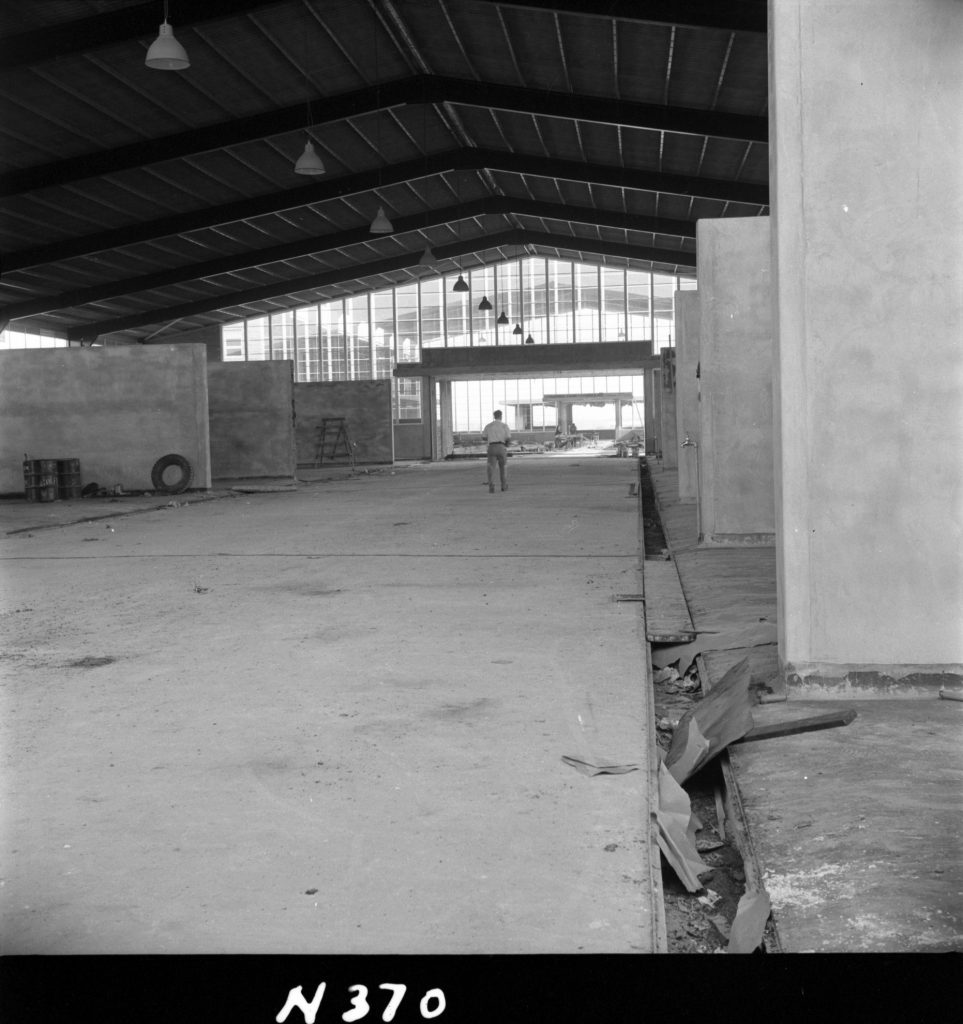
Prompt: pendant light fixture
<box><xmin>453</xmin><ymin>274</ymin><xmax>469</xmax><ymax>293</ymax></box>
<box><xmin>370</xmin><ymin>206</ymin><xmax>394</xmax><ymax>234</ymax></box>
<box><xmin>294</xmin><ymin>140</ymin><xmax>325</xmax><ymax>175</ymax></box>
<box><xmin>496</xmin><ymin>311</ymin><xmax>509</xmax><ymax>325</ymax></box>
<box><xmin>368</xmin><ymin>31</ymin><xmax>392</xmax><ymax>234</ymax></box>
<box><xmin>291</xmin><ymin>14</ymin><xmax>324</xmax><ymax>175</ymax></box>
<box><xmin>418</xmin><ymin>246</ymin><xmax>436</xmax><ymax>267</ymax></box>
<box><xmin>478</xmin><ymin>296</ymin><xmax>493</xmax><ymax>311</ymax></box>
<box><xmin>145</xmin><ymin>2</ymin><xmax>190</xmax><ymax>70</ymax></box>
<box><xmin>512</xmin><ymin>323</ymin><xmax>522</xmax><ymax>336</ymax></box>
<box><xmin>524</xmin><ymin>334</ymin><xmax>535</xmax><ymax>345</ymax></box>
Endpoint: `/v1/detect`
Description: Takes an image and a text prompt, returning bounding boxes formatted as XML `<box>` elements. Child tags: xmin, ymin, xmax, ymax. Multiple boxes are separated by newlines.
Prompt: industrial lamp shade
<box><xmin>294</xmin><ymin>140</ymin><xmax>325</xmax><ymax>175</ymax></box>
<box><xmin>496</xmin><ymin>311</ymin><xmax>509</xmax><ymax>325</ymax></box>
<box><xmin>478</xmin><ymin>296</ymin><xmax>493</xmax><ymax>311</ymax></box>
<box><xmin>370</xmin><ymin>207</ymin><xmax>394</xmax><ymax>234</ymax></box>
<box><xmin>418</xmin><ymin>246</ymin><xmax>436</xmax><ymax>266</ymax></box>
<box><xmin>145</xmin><ymin>21</ymin><xmax>190</xmax><ymax>70</ymax></box>
<box><xmin>452</xmin><ymin>274</ymin><xmax>470</xmax><ymax>293</ymax></box>
<box><xmin>512</xmin><ymin>323</ymin><xmax>522</xmax><ymax>335</ymax></box>
<box><xmin>524</xmin><ymin>334</ymin><xmax>535</xmax><ymax>345</ymax></box>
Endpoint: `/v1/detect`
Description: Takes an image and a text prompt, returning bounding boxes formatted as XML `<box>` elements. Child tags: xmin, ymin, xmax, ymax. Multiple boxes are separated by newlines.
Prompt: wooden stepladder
<box><xmin>315</xmin><ymin>417</ymin><xmax>355</xmax><ymax>468</ymax></box>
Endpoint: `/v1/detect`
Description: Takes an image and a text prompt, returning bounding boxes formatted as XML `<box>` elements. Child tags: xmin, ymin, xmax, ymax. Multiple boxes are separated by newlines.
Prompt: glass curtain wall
<box><xmin>472</xmin><ymin>266</ymin><xmax>496</xmax><ymax>346</ymax></box>
<box><xmin>0</xmin><ymin>329</ymin><xmax>69</xmax><ymax>349</ymax></box>
<box><xmin>270</xmin><ymin>311</ymin><xmax>294</xmax><ymax>361</ymax></box>
<box><xmin>371</xmin><ymin>290</ymin><xmax>394</xmax><ymax>379</ymax></box>
<box><xmin>346</xmin><ymin>296</ymin><xmax>371</xmax><ymax>379</ymax></box>
<box><xmin>574</xmin><ymin>264</ymin><xmax>599</xmax><ymax>342</ymax></box>
<box><xmin>222</xmin><ymin>261</ymin><xmax>694</xmax><ymax>365</ymax></box>
<box><xmin>653</xmin><ymin>273</ymin><xmax>681</xmax><ymax>350</ymax></box>
<box><xmin>548</xmin><ymin>260</ymin><xmax>574</xmax><ymax>343</ymax></box>
<box><xmin>395</xmin><ymin>284</ymin><xmax>420</xmax><ymax>362</ymax></box>
<box><xmin>445</xmin><ymin>273</ymin><xmax>471</xmax><ymax>347</ymax></box>
<box><xmin>419</xmin><ymin>279</ymin><xmax>443</xmax><ymax>351</ymax></box>
<box><xmin>295</xmin><ymin>307</ymin><xmax>320</xmax><ymax>380</ymax></box>
<box><xmin>601</xmin><ymin>267</ymin><xmax>625</xmax><ymax>342</ymax></box>
<box><xmin>220</xmin><ymin>258</ymin><xmax>696</xmax><ymax>421</ymax></box>
<box><xmin>496</xmin><ymin>261</ymin><xmax>521</xmax><ymax>344</ymax></box>
<box><xmin>451</xmin><ymin>375</ymin><xmax>645</xmax><ymax>433</ymax></box>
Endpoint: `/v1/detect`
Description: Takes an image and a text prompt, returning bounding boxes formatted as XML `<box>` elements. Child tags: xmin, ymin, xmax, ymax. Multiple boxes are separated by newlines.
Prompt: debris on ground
<box><xmin>727</xmin><ymin>889</ymin><xmax>772</xmax><ymax>954</ymax></box>
<box><xmin>734</xmin><ymin>707</ymin><xmax>857</xmax><ymax>745</ymax></box>
<box><xmin>652</xmin><ymin>623</ymin><xmax>778</xmax><ymax>675</ymax></box>
<box><xmin>640</xmin><ymin>458</ymin><xmax>764</xmax><ymax>953</ymax></box>
<box><xmin>560</xmin><ymin>755</ymin><xmax>641</xmax><ymax>776</ymax></box>
<box><xmin>653</xmin><ymin>762</ymin><xmax>711</xmax><ymax>892</ymax></box>
<box><xmin>665</xmin><ymin>657</ymin><xmax>754</xmax><ymax>784</ymax></box>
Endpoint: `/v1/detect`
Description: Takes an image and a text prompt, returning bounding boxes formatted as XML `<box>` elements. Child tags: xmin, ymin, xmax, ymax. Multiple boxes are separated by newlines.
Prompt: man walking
<box><xmin>481</xmin><ymin>410</ymin><xmax>512</xmax><ymax>493</ymax></box>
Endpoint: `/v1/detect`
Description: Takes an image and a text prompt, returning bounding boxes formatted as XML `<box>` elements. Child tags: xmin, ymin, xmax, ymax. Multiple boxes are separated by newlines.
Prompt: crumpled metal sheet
<box><xmin>653</xmin><ymin>761</ymin><xmax>711</xmax><ymax>892</ymax></box>
<box><xmin>665</xmin><ymin>656</ymin><xmax>754</xmax><ymax>784</ymax></box>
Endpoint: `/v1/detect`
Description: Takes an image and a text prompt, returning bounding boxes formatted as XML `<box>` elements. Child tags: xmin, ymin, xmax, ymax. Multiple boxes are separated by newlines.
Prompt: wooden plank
<box><xmin>642</xmin><ymin>558</ymin><xmax>696</xmax><ymax>642</ymax></box>
<box><xmin>732</xmin><ymin>708</ymin><xmax>857</xmax><ymax>745</ymax></box>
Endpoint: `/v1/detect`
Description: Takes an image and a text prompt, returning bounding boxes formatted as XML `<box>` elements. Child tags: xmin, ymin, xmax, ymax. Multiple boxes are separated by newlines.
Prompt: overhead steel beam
<box><xmin>64</xmin><ymin>228</ymin><xmax>695</xmax><ymax>339</ymax></box>
<box><xmin>0</xmin><ymin>0</ymin><xmax>764</xmax><ymax>72</ymax></box>
<box><xmin>0</xmin><ymin>73</ymin><xmax>766</xmax><ymax>197</ymax></box>
<box><xmin>6</xmin><ymin>147</ymin><xmax>765</xmax><ymax>272</ymax></box>
<box><xmin>0</xmin><ymin>0</ymin><xmax>289</xmax><ymax>70</ymax></box>
<box><xmin>470</xmin><ymin>0</ymin><xmax>767</xmax><ymax>34</ymax></box>
<box><xmin>1</xmin><ymin>197</ymin><xmax>694</xmax><ymax>320</ymax></box>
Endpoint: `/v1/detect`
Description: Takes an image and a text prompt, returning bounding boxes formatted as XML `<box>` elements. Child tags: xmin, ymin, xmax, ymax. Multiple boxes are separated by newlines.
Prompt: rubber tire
<box><xmin>151</xmin><ymin>454</ymin><xmax>193</xmax><ymax>495</ymax></box>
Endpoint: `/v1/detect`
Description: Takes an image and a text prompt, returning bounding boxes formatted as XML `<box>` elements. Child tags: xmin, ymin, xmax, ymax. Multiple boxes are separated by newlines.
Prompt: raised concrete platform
<box><xmin>649</xmin><ymin>464</ymin><xmax>963</xmax><ymax>952</ymax></box>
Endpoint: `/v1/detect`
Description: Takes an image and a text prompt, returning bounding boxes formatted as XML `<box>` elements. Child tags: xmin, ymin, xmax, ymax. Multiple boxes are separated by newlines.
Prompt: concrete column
<box><xmin>437</xmin><ymin>379</ymin><xmax>453</xmax><ymax>461</ymax></box>
<box><xmin>653</xmin><ymin>370</ymin><xmax>663</xmax><ymax>456</ymax></box>
<box><xmin>660</xmin><ymin>351</ymin><xmax>678</xmax><ymax>469</ymax></box>
<box><xmin>674</xmin><ymin>291</ymin><xmax>700</xmax><ymax>504</ymax></box>
<box><xmin>644</xmin><ymin>370</ymin><xmax>662</xmax><ymax>455</ymax></box>
<box><xmin>697</xmin><ymin>217</ymin><xmax>774</xmax><ymax>546</ymax></box>
<box><xmin>771</xmin><ymin>0</ymin><xmax>963</xmax><ymax>695</ymax></box>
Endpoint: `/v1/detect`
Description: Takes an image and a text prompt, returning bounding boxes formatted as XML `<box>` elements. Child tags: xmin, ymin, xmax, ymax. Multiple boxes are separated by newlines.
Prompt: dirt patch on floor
<box><xmin>66</xmin><ymin>655</ymin><xmax>117</xmax><ymax>669</ymax></box>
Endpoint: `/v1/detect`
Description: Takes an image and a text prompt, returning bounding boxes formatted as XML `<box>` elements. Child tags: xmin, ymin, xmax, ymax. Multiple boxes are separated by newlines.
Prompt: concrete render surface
<box><xmin>0</xmin><ymin>455</ymin><xmax>663</xmax><ymax>955</ymax></box>
<box><xmin>650</xmin><ymin>465</ymin><xmax>963</xmax><ymax>953</ymax></box>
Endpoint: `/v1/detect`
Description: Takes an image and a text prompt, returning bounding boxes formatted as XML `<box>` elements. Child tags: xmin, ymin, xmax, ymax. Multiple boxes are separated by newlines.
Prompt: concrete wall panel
<box><xmin>0</xmin><ymin>346</ymin><xmax>210</xmax><ymax>494</ymax></box>
<box><xmin>771</xmin><ymin>0</ymin><xmax>963</xmax><ymax>683</ymax></box>
<box><xmin>697</xmin><ymin>217</ymin><xmax>774</xmax><ymax>544</ymax></box>
<box><xmin>674</xmin><ymin>291</ymin><xmax>701</xmax><ymax>503</ymax></box>
<box><xmin>208</xmin><ymin>361</ymin><xmax>295</xmax><ymax>480</ymax></box>
<box><xmin>660</xmin><ymin>354</ymin><xmax>678</xmax><ymax>469</ymax></box>
<box><xmin>294</xmin><ymin>380</ymin><xmax>393</xmax><ymax>465</ymax></box>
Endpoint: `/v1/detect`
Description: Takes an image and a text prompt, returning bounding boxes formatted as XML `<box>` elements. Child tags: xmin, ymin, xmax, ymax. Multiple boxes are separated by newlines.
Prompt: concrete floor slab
<box><xmin>0</xmin><ymin>457</ymin><xmax>662</xmax><ymax>954</ymax></box>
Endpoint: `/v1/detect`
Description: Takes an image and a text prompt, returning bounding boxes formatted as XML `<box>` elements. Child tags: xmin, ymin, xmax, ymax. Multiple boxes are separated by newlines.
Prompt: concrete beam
<box><xmin>393</xmin><ymin>342</ymin><xmax>657</xmax><ymax>381</ymax></box>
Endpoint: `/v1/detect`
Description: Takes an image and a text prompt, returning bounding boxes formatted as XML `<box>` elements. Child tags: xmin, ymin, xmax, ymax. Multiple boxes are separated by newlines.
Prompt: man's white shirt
<box><xmin>482</xmin><ymin>421</ymin><xmax>512</xmax><ymax>444</ymax></box>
